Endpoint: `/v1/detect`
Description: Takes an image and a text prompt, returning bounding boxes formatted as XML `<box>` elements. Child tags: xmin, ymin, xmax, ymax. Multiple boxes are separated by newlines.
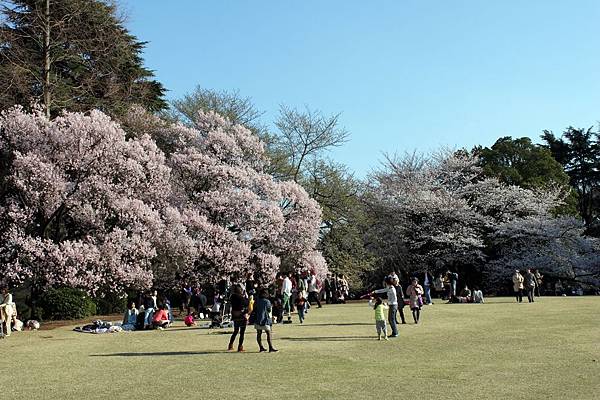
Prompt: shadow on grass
<box><xmin>91</xmin><ymin>350</ymin><xmax>231</xmax><ymax>357</ymax></box>
<box><xmin>293</xmin><ymin>322</ymin><xmax>372</xmax><ymax>327</ymax></box>
<box><xmin>279</xmin><ymin>335</ymin><xmax>373</xmax><ymax>341</ymax></box>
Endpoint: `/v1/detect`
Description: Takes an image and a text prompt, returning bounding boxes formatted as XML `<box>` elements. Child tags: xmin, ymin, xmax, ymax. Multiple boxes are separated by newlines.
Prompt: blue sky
<box><xmin>122</xmin><ymin>0</ymin><xmax>600</xmax><ymax>177</ymax></box>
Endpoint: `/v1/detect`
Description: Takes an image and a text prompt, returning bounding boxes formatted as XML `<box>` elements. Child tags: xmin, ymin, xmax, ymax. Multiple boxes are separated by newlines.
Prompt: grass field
<box><xmin>4</xmin><ymin>297</ymin><xmax>600</xmax><ymax>399</ymax></box>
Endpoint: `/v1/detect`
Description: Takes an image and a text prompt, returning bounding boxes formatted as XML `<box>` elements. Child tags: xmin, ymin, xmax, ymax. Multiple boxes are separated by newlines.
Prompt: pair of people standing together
<box><xmin>228</xmin><ymin>286</ymin><xmax>278</xmax><ymax>353</ymax></box>
<box><xmin>512</xmin><ymin>269</ymin><xmax>537</xmax><ymax>303</ymax></box>
<box><xmin>370</xmin><ymin>275</ymin><xmax>424</xmax><ymax>339</ymax></box>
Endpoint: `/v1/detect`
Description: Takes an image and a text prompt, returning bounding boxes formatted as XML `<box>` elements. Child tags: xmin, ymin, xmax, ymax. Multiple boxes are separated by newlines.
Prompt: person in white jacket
<box><xmin>0</xmin><ymin>286</ymin><xmax>16</xmax><ymax>336</ymax></box>
<box><xmin>281</xmin><ymin>275</ymin><xmax>293</xmax><ymax>322</ymax></box>
<box><xmin>370</xmin><ymin>277</ymin><xmax>399</xmax><ymax>337</ymax></box>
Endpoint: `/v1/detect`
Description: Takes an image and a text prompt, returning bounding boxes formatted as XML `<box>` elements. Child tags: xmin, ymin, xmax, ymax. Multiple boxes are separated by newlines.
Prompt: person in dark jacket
<box><xmin>228</xmin><ymin>284</ymin><xmax>249</xmax><ymax>352</ymax></box>
<box><xmin>253</xmin><ymin>288</ymin><xmax>278</xmax><ymax>352</ymax></box>
<box><xmin>422</xmin><ymin>269</ymin><xmax>435</xmax><ymax>305</ymax></box>
<box><xmin>393</xmin><ymin>277</ymin><xmax>407</xmax><ymax>324</ymax></box>
<box><xmin>525</xmin><ymin>269</ymin><xmax>537</xmax><ymax>303</ymax></box>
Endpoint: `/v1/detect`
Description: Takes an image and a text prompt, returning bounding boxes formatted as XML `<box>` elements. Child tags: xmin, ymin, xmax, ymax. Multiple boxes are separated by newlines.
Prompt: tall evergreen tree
<box><xmin>0</xmin><ymin>0</ymin><xmax>166</xmax><ymax>117</ymax></box>
<box><xmin>542</xmin><ymin>127</ymin><xmax>600</xmax><ymax>225</ymax></box>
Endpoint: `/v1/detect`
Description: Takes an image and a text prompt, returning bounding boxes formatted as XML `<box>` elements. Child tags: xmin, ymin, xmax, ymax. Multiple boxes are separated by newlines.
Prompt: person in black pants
<box><xmin>393</xmin><ymin>277</ymin><xmax>407</xmax><ymax>324</ymax></box>
<box><xmin>228</xmin><ymin>285</ymin><xmax>248</xmax><ymax>352</ymax></box>
<box><xmin>525</xmin><ymin>269</ymin><xmax>536</xmax><ymax>303</ymax></box>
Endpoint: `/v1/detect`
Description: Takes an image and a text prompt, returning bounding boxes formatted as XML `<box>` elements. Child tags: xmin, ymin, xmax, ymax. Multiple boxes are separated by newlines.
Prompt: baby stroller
<box><xmin>209</xmin><ymin>299</ymin><xmax>233</xmax><ymax>328</ymax></box>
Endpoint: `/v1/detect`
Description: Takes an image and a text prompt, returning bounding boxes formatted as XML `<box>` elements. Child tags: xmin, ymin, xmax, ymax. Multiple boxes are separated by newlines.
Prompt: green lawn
<box><xmin>5</xmin><ymin>297</ymin><xmax>600</xmax><ymax>399</ymax></box>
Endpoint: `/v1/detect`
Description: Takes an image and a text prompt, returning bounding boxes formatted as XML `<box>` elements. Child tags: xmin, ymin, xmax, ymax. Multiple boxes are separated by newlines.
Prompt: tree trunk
<box><xmin>43</xmin><ymin>0</ymin><xmax>51</xmax><ymax>118</ymax></box>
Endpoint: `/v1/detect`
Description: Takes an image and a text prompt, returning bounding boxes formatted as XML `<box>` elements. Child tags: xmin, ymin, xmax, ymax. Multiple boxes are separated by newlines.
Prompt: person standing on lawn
<box><xmin>371</xmin><ymin>277</ymin><xmax>399</xmax><ymax>337</ymax></box>
<box><xmin>368</xmin><ymin>296</ymin><xmax>389</xmax><ymax>340</ymax></box>
<box><xmin>0</xmin><ymin>286</ymin><xmax>15</xmax><ymax>336</ymax></box>
<box><xmin>423</xmin><ymin>269</ymin><xmax>434</xmax><ymax>305</ymax></box>
<box><xmin>446</xmin><ymin>270</ymin><xmax>459</xmax><ymax>302</ymax></box>
<box><xmin>392</xmin><ymin>276</ymin><xmax>407</xmax><ymax>324</ymax></box>
<box><xmin>512</xmin><ymin>270</ymin><xmax>524</xmax><ymax>303</ymax></box>
<box><xmin>406</xmin><ymin>278</ymin><xmax>424</xmax><ymax>324</ymax></box>
<box><xmin>525</xmin><ymin>269</ymin><xmax>536</xmax><ymax>303</ymax></box>
<box><xmin>228</xmin><ymin>284</ymin><xmax>249</xmax><ymax>352</ymax></box>
<box><xmin>281</xmin><ymin>273</ymin><xmax>293</xmax><ymax>322</ymax></box>
<box><xmin>533</xmin><ymin>269</ymin><xmax>544</xmax><ymax>297</ymax></box>
<box><xmin>254</xmin><ymin>288</ymin><xmax>278</xmax><ymax>352</ymax></box>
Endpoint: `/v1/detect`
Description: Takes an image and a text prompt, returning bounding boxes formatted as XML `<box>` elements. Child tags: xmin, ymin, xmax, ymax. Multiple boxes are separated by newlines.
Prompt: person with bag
<box><xmin>406</xmin><ymin>278</ymin><xmax>424</xmax><ymax>324</ymax></box>
<box><xmin>228</xmin><ymin>284</ymin><xmax>249</xmax><ymax>352</ymax></box>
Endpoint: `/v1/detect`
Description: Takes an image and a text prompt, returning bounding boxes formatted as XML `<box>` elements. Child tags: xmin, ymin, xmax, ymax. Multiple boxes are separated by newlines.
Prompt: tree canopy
<box><xmin>0</xmin><ymin>0</ymin><xmax>166</xmax><ymax>117</ymax></box>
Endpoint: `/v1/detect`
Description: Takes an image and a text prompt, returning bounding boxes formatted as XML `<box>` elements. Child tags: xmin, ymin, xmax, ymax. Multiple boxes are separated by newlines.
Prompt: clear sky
<box><xmin>121</xmin><ymin>0</ymin><xmax>600</xmax><ymax>177</ymax></box>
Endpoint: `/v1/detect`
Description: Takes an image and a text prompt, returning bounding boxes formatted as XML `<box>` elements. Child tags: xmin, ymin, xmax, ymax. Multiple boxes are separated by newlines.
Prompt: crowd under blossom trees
<box><xmin>0</xmin><ymin>106</ymin><xmax>326</xmax><ymax>299</ymax></box>
<box><xmin>365</xmin><ymin>150</ymin><xmax>600</xmax><ymax>291</ymax></box>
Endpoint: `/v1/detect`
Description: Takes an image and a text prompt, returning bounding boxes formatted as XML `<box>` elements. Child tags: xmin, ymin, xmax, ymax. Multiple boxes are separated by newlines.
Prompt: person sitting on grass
<box><xmin>122</xmin><ymin>301</ymin><xmax>138</xmax><ymax>331</ymax></box>
<box><xmin>184</xmin><ymin>312</ymin><xmax>196</xmax><ymax>327</ymax></box>
<box><xmin>152</xmin><ymin>305</ymin><xmax>171</xmax><ymax>330</ymax></box>
<box><xmin>459</xmin><ymin>285</ymin><xmax>472</xmax><ymax>303</ymax></box>
<box><xmin>472</xmin><ymin>287</ymin><xmax>484</xmax><ymax>304</ymax></box>
<box><xmin>369</xmin><ymin>296</ymin><xmax>389</xmax><ymax>341</ymax></box>
<box><xmin>406</xmin><ymin>278</ymin><xmax>424</xmax><ymax>324</ymax></box>
<box><xmin>254</xmin><ymin>288</ymin><xmax>277</xmax><ymax>353</ymax></box>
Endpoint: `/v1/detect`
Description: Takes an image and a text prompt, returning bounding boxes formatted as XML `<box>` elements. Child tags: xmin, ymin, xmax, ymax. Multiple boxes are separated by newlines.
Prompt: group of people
<box><xmin>512</xmin><ymin>269</ymin><xmax>543</xmax><ymax>303</ymax></box>
<box><xmin>367</xmin><ymin>270</ymin><xmax>485</xmax><ymax>340</ymax></box>
<box><xmin>121</xmin><ymin>290</ymin><xmax>174</xmax><ymax>331</ymax></box>
<box><xmin>368</xmin><ymin>272</ymin><xmax>425</xmax><ymax>340</ymax></box>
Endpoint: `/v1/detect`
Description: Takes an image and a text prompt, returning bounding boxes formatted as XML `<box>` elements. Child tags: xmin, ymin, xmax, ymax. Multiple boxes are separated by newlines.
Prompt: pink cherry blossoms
<box><xmin>0</xmin><ymin>106</ymin><xmax>326</xmax><ymax>294</ymax></box>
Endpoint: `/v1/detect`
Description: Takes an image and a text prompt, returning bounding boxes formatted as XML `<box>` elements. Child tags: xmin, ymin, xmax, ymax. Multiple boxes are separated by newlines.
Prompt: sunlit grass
<box><xmin>6</xmin><ymin>297</ymin><xmax>600</xmax><ymax>399</ymax></box>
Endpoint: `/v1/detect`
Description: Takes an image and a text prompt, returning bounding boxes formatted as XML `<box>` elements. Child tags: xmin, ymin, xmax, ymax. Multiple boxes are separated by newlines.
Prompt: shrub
<box><xmin>94</xmin><ymin>293</ymin><xmax>128</xmax><ymax>315</ymax></box>
<box><xmin>40</xmin><ymin>288</ymin><xmax>97</xmax><ymax>320</ymax></box>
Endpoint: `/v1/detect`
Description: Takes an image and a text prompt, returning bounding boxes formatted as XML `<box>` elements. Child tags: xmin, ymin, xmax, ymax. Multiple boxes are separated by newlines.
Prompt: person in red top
<box><xmin>152</xmin><ymin>305</ymin><xmax>170</xmax><ymax>329</ymax></box>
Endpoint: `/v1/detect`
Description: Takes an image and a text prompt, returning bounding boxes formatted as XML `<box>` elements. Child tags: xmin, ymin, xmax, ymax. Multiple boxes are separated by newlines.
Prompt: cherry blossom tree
<box><xmin>0</xmin><ymin>106</ymin><xmax>327</xmax><ymax>295</ymax></box>
<box><xmin>0</xmin><ymin>106</ymin><xmax>169</xmax><ymax>296</ymax></box>
<box><xmin>124</xmin><ymin>107</ymin><xmax>326</xmax><ymax>287</ymax></box>
<box><xmin>365</xmin><ymin>150</ymin><xmax>566</xmax><ymax>280</ymax></box>
<box><xmin>486</xmin><ymin>216</ymin><xmax>600</xmax><ymax>287</ymax></box>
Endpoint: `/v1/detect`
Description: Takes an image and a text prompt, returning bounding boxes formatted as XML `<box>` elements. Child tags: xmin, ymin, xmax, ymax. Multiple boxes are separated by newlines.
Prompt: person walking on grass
<box><xmin>371</xmin><ymin>277</ymin><xmax>399</xmax><ymax>337</ymax></box>
<box><xmin>406</xmin><ymin>278</ymin><xmax>424</xmax><ymax>324</ymax></box>
<box><xmin>308</xmin><ymin>272</ymin><xmax>322</xmax><ymax>308</ymax></box>
<box><xmin>512</xmin><ymin>270</ymin><xmax>524</xmax><ymax>303</ymax></box>
<box><xmin>369</xmin><ymin>296</ymin><xmax>389</xmax><ymax>341</ymax></box>
<box><xmin>228</xmin><ymin>284</ymin><xmax>249</xmax><ymax>352</ymax></box>
<box><xmin>525</xmin><ymin>269</ymin><xmax>536</xmax><ymax>303</ymax></box>
<box><xmin>281</xmin><ymin>273</ymin><xmax>293</xmax><ymax>322</ymax></box>
<box><xmin>254</xmin><ymin>288</ymin><xmax>278</xmax><ymax>352</ymax></box>
<box><xmin>295</xmin><ymin>292</ymin><xmax>307</xmax><ymax>324</ymax></box>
